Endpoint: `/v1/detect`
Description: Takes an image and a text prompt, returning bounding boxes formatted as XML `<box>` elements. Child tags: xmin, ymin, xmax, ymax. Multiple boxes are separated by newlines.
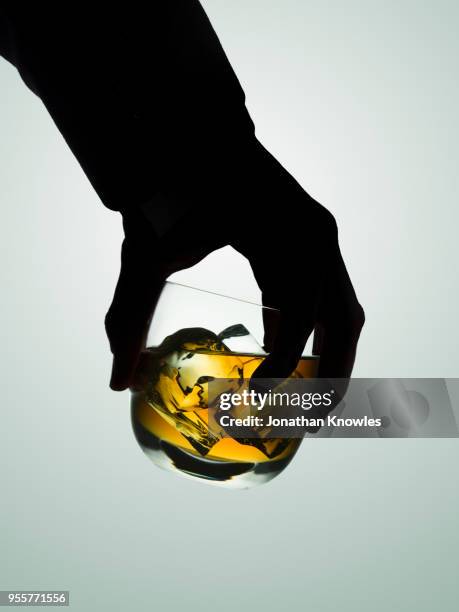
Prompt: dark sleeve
<box><xmin>0</xmin><ymin>3</ymin><xmax>256</xmax><ymax>215</ymax></box>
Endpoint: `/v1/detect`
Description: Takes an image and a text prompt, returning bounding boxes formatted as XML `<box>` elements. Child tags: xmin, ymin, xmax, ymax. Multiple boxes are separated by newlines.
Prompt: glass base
<box><xmin>132</xmin><ymin>418</ymin><xmax>299</xmax><ymax>489</ymax></box>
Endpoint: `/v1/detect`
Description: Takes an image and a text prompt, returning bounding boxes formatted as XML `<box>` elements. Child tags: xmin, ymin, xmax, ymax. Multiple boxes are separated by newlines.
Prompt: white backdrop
<box><xmin>1</xmin><ymin>2</ymin><xmax>458</xmax><ymax>610</ymax></box>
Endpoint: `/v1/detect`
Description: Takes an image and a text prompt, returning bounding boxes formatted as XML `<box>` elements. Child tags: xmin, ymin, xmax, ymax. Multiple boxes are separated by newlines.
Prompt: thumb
<box><xmin>105</xmin><ymin>210</ymin><xmax>165</xmax><ymax>391</ymax></box>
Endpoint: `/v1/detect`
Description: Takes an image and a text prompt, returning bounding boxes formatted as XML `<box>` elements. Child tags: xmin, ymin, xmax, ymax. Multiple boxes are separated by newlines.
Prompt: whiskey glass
<box><xmin>131</xmin><ymin>281</ymin><xmax>318</xmax><ymax>488</ymax></box>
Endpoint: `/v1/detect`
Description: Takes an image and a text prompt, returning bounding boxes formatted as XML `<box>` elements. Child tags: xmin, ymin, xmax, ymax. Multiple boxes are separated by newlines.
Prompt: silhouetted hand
<box><xmin>105</xmin><ymin>137</ymin><xmax>365</xmax><ymax>391</ymax></box>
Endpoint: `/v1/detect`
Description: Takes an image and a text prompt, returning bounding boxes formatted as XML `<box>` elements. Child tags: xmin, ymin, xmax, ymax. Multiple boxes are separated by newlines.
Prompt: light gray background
<box><xmin>1</xmin><ymin>1</ymin><xmax>458</xmax><ymax>610</ymax></box>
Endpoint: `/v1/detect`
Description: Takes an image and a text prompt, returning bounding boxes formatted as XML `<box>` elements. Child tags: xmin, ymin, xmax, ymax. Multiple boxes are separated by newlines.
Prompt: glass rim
<box><xmin>164</xmin><ymin>280</ymin><xmax>279</xmax><ymax>312</ymax></box>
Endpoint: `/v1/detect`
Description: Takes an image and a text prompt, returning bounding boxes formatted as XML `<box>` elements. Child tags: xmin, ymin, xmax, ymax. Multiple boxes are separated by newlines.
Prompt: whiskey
<box><xmin>131</xmin><ymin>326</ymin><xmax>318</xmax><ymax>488</ymax></box>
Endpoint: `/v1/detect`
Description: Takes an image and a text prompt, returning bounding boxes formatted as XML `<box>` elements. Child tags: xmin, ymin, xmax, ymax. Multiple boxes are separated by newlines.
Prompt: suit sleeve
<box><xmin>0</xmin><ymin>3</ymin><xmax>256</xmax><ymax>221</ymax></box>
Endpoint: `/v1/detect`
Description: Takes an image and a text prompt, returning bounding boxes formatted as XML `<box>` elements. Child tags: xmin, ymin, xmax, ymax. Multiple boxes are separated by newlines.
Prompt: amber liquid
<box><xmin>132</xmin><ymin>343</ymin><xmax>318</xmax><ymax>487</ymax></box>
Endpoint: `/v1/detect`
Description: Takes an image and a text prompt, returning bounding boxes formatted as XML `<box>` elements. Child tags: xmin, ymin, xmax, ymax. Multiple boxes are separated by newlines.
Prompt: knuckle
<box><xmin>104</xmin><ymin>309</ymin><xmax>115</xmax><ymax>334</ymax></box>
<box><xmin>342</xmin><ymin>303</ymin><xmax>366</xmax><ymax>336</ymax></box>
<box><xmin>321</xmin><ymin>208</ymin><xmax>338</xmax><ymax>234</ymax></box>
<box><xmin>327</xmin><ymin>301</ymin><xmax>365</xmax><ymax>340</ymax></box>
<box><xmin>104</xmin><ymin>308</ymin><xmax>119</xmax><ymax>346</ymax></box>
<box><xmin>310</xmin><ymin>203</ymin><xmax>338</xmax><ymax>241</ymax></box>
<box><xmin>355</xmin><ymin>304</ymin><xmax>366</xmax><ymax>329</ymax></box>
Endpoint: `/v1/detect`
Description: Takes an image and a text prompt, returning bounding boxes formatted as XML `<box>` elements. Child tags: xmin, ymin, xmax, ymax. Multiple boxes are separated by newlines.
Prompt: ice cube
<box><xmin>139</xmin><ymin>327</ymin><xmax>248</xmax><ymax>455</ymax></box>
<box><xmin>136</xmin><ymin>325</ymin><xmax>289</xmax><ymax>460</ymax></box>
<box><xmin>218</xmin><ymin>324</ymin><xmax>266</xmax><ymax>355</ymax></box>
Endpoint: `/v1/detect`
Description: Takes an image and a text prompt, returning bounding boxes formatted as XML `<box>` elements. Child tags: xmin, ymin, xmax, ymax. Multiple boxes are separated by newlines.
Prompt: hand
<box><xmin>105</xmin><ymin>137</ymin><xmax>365</xmax><ymax>391</ymax></box>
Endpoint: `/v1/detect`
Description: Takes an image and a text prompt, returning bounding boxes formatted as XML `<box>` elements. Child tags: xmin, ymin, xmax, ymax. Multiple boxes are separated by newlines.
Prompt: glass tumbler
<box><xmin>131</xmin><ymin>281</ymin><xmax>318</xmax><ymax>488</ymax></box>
